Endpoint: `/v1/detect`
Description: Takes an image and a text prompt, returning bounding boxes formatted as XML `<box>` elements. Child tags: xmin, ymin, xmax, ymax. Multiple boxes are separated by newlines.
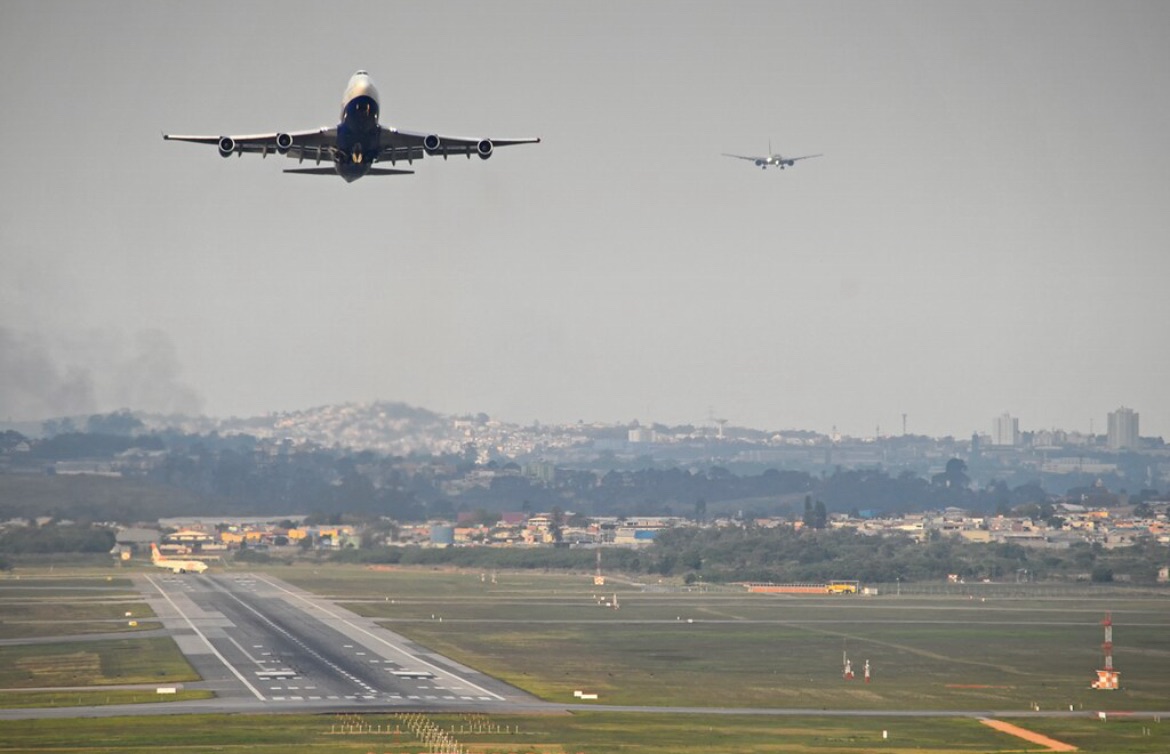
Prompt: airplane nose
<box><xmin>348</xmin><ymin>78</ymin><xmax>377</xmax><ymax>99</ymax></box>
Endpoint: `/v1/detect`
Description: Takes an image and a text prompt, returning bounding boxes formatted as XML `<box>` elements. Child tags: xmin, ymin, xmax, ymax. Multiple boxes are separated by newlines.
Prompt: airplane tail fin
<box><xmin>151</xmin><ymin>543</ymin><xmax>161</xmax><ymax>562</ymax></box>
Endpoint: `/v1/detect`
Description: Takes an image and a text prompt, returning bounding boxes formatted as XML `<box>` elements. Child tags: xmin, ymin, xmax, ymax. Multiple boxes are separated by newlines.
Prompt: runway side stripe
<box><xmin>252</xmin><ymin>573</ymin><xmax>506</xmax><ymax>701</ymax></box>
<box><xmin>144</xmin><ymin>574</ymin><xmax>267</xmax><ymax>701</ymax></box>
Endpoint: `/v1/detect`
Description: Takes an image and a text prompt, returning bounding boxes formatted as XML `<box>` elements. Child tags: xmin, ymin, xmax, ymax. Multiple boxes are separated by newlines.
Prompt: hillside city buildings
<box><xmin>3</xmin><ymin>405</ymin><xmax>1168</xmax><ymax>496</ymax></box>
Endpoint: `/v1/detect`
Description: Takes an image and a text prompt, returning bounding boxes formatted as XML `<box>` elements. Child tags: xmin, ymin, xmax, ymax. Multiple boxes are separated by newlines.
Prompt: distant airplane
<box><xmin>722</xmin><ymin>141</ymin><xmax>822</xmax><ymax>170</ymax></box>
<box><xmin>151</xmin><ymin>543</ymin><xmax>208</xmax><ymax>574</ymax></box>
<box><xmin>164</xmin><ymin>70</ymin><xmax>540</xmax><ymax>182</ymax></box>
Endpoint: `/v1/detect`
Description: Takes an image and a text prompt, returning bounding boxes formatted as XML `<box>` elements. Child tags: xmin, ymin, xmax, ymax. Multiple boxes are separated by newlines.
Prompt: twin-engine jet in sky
<box><xmin>722</xmin><ymin>141</ymin><xmax>822</xmax><ymax>170</ymax></box>
<box><xmin>164</xmin><ymin>71</ymin><xmax>540</xmax><ymax>182</ymax></box>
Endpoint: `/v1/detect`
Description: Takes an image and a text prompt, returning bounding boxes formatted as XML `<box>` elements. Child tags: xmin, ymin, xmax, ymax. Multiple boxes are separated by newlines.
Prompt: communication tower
<box><xmin>1091</xmin><ymin>612</ymin><xmax>1120</xmax><ymax>690</ymax></box>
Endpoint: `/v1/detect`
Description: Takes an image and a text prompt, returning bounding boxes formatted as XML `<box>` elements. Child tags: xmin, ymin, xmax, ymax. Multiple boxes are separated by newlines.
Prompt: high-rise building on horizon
<box><xmin>1107</xmin><ymin>407</ymin><xmax>1139</xmax><ymax>450</ymax></box>
<box><xmin>992</xmin><ymin>412</ymin><xmax>1019</xmax><ymax>447</ymax></box>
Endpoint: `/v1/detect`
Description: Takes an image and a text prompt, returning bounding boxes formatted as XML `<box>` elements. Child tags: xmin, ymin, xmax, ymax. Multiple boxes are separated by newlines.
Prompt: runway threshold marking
<box><xmin>143</xmin><ymin>574</ymin><xmax>266</xmax><ymax>701</ymax></box>
<box><xmin>251</xmin><ymin>573</ymin><xmax>506</xmax><ymax>701</ymax></box>
<box><xmin>223</xmin><ymin>634</ymin><xmax>275</xmax><ymax>668</ymax></box>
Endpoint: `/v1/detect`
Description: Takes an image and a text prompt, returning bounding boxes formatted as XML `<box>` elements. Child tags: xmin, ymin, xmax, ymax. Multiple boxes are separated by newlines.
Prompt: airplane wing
<box><xmin>163</xmin><ymin>128</ymin><xmax>338</xmax><ymax>164</ymax></box>
<box><xmin>165</xmin><ymin>126</ymin><xmax>537</xmax><ymax>170</ymax></box>
<box><xmin>722</xmin><ymin>153</ymin><xmax>762</xmax><ymax>161</ymax></box>
<box><xmin>788</xmin><ymin>154</ymin><xmax>823</xmax><ymax>162</ymax></box>
<box><xmin>376</xmin><ymin>127</ymin><xmax>540</xmax><ymax>163</ymax></box>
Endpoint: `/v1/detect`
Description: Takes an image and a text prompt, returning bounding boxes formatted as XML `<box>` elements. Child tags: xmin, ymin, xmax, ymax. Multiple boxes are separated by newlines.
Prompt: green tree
<box><xmin>813</xmin><ymin>500</ymin><xmax>828</xmax><ymax>530</ymax></box>
<box><xmin>549</xmin><ymin>506</ymin><xmax>565</xmax><ymax>543</ymax></box>
<box><xmin>932</xmin><ymin>458</ymin><xmax>970</xmax><ymax>490</ymax></box>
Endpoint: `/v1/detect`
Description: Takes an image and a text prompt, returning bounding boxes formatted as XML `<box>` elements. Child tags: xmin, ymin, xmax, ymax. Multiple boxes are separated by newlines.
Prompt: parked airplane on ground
<box><xmin>722</xmin><ymin>141</ymin><xmax>822</xmax><ymax>169</ymax></box>
<box><xmin>151</xmin><ymin>543</ymin><xmax>208</xmax><ymax>574</ymax></box>
<box><xmin>164</xmin><ymin>70</ymin><xmax>540</xmax><ymax>182</ymax></box>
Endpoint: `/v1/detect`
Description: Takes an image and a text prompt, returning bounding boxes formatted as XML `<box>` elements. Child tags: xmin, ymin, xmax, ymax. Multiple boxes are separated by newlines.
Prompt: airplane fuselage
<box><xmin>335</xmin><ymin>71</ymin><xmax>381</xmax><ymax>182</ymax></box>
<box><xmin>151</xmin><ymin>544</ymin><xmax>208</xmax><ymax>573</ymax></box>
<box><xmin>756</xmin><ymin>155</ymin><xmax>796</xmax><ymax>169</ymax></box>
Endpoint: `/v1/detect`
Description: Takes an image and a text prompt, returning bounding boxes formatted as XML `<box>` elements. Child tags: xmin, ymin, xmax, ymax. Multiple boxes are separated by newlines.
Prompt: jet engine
<box><xmin>275</xmin><ymin>133</ymin><xmax>293</xmax><ymax>154</ymax></box>
<box><xmin>476</xmin><ymin>139</ymin><xmax>493</xmax><ymax>160</ymax></box>
<box><xmin>218</xmin><ymin>136</ymin><xmax>236</xmax><ymax>158</ymax></box>
<box><xmin>423</xmin><ymin>134</ymin><xmax>441</xmax><ymax>153</ymax></box>
<box><xmin>755</xmin><ymin>159</ymin><xmax>764</xmax><ymax>167</ymax></box>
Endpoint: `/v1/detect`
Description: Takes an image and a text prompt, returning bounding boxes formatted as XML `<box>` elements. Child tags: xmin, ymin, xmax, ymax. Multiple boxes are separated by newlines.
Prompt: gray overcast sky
<box><xmin>2</xmin><ymin>1</ymin><xmax>1169</xmax><ymax>439</ymax></box>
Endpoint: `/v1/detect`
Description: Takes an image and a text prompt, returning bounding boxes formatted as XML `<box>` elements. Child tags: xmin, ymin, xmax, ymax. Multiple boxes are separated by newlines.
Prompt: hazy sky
<box><xmin>2</xmin><ymin>1</ymin><xmax>1169</xmax><ymax>439</ymax></box>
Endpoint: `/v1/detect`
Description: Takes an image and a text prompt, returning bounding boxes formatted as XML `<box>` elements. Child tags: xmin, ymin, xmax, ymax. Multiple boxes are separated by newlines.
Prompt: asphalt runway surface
<box><xmin>142</xmin><ymin>571</ymin><xmax>537</xmax><ymax>705</ymax></box>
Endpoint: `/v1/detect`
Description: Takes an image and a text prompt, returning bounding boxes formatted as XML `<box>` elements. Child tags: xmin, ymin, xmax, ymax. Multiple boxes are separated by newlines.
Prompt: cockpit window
<box><xmin>355</xmin><ymin>70</ymin><xmax>368</xmax><ymax>76</ymax></box>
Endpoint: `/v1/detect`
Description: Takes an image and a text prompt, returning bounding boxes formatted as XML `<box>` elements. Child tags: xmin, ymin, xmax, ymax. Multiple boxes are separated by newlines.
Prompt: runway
<box><xmin>136</xmin><ymin>571</ymin><xmax>536</xmax><ymax>709</ymax></box>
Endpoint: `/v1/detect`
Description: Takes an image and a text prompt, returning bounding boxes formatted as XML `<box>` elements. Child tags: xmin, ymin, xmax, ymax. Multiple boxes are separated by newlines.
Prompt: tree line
<box><xmin>315</xmin><ymin>523</ymin><xmax>1165</xmax><ymax>585</ymax></box>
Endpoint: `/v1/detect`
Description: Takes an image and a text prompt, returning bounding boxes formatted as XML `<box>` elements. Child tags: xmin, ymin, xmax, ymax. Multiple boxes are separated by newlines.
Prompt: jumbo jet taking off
<box><xmin>164</xmin><ymin>71</ymin><xmax>540</xmax><ymax>182</ymax></box>
<box><xmin>151</xmin><ymin>543</ymin><xmax>208</xmax><ymax>574</ymax></box>
<box><xmin>722</xmin><ymin>141</ymin><xmax>822</xmax><ymax>170</ymax></box>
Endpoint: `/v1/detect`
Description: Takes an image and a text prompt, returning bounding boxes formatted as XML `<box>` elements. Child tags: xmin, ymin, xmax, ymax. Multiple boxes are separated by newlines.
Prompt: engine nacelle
<box><xmin>476</xmin><ymin>139</ymin><xmax>493</xmax><ymax>160</ymax></box>
<box><xmin>423</xmin><ymin>134</ymin><xmax>441</xmax><ymax>154</ymax></box>
<box><xmin>218</xmin><ymin>136</ymin><xmax>236</xmax><ymax>158</ymax></box>
<box><xmin>275</xmin><ymin>132</ymin><xmax>293</xmax><ymax>154</ymax></box>
<box><xmin>755</xmin><ymin>159</ymin><xmax>764</xmax><ymax>167</ymax></box>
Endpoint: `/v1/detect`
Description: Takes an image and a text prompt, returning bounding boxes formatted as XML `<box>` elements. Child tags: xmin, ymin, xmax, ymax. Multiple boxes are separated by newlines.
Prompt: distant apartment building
<box><xmin>628</xmin><ymin>425</ymin><xmax>654</xmax><ymax>443</ymax></box>
<box><xmin>1107</xmin><ymin>406</ymin><xmax>1139</xmax><ymax>450</ymax></box>
<box><xmin>992</xmin><ymin>413</ymin><xmax>1019</xmax><ymax>447</ymax></box>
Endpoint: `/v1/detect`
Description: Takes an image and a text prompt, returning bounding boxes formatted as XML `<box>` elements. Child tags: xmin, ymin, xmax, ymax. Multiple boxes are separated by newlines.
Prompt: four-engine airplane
<box><xmin>151</xmin><ymin>543</ymin><xmax>209</xmax><ymax>574</ymax></box>
<box><xmin>164</xmin><ymin>70</ymin><xmax>541</xmax><ymax>182</ymax></box>
<box><xmin>722</xmin><ymin>141</ymin><xmax>822</xmax><ymax>170</ymax></box>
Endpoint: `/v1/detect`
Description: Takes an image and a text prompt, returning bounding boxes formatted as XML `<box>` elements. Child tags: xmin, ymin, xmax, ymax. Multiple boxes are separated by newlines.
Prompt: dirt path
<box><xmin>980</xmin><ymin>718</ymin><xmax>1078</xmax><ymax>752</ymax></box>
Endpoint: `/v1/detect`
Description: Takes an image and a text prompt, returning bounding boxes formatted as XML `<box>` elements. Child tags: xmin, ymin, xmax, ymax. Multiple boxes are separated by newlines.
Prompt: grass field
<box><xmin>0</xmin><ymin>688</ymin><xmax>213</xmax><ymax>708</ymax></box>
<box><xmin>0</xmin><ymin>574</ymin><xmax>137</xmax><ymax>592</ymax></box>
<box><xmin>0</xmin><ymin>710</ymin><xmax>1167</xmax><ymax>753</ymax></box>
<box><xmin>0</xmin><ymin>601</ymin><xmax>158</xmax><ymax>640</ymax></box>
<box><xmin>0</xmin><ymin>637</ymin><xmax>200</xmax><ymax>690</ymax></box>
<box><xmin>274</xmin><ymin>565</ymin><xmax>1170</xmax><ymax>713</ymax></box>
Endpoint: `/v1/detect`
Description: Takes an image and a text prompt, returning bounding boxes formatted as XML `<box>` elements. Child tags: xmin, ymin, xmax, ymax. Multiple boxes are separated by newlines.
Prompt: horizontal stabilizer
<box><xmin>283</xmin><ymin>167</ymin><xmax>414</xmax><ymax>176</ymax></box>
<box><xmin>366</xmin><ymin>167</ymin><xmax>415</xmax><ymax>176</ymax></box>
